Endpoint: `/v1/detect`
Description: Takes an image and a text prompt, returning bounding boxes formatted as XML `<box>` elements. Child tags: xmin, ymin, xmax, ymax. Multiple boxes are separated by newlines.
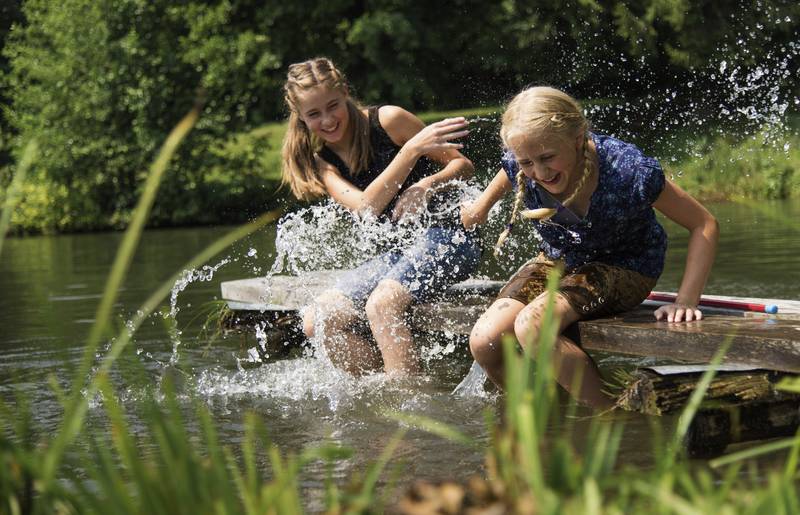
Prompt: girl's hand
<box><xmin>391</xmin><ymin>183</ymin><xmax>428</xmax><ymax>222</ymax></box>
<box><xmin>404</xmin><ymin>117</ymin><xmax>469</xmax><ymax>157</ymax></box>
<box><xmin>460</xmin><ymin>201</ymin><xmax>488</xmax><ymax>230</ymax></box>
<box><xmin>654</xmin><ymin>303</ymin><xmax>703</xmax><ymax>322</ymax></box>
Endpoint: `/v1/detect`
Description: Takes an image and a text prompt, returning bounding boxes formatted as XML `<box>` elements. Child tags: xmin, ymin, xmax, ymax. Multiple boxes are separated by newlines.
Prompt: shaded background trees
<box><xmin>1</xmin><ymin>0</ymin><xmax>798</xmax><ymax>233</ymax></box>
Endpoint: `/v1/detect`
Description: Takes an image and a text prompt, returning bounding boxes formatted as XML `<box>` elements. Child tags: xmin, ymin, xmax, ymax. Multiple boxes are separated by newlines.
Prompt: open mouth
<box><xmin>321</xmin><ymin>123</ymin><xmax>339</xmax><ymax>136</ymax></box>
<box><xmin>540</xmin><ymin>173</ymin><xmax>561</xmax><ymax>185</ymax></box>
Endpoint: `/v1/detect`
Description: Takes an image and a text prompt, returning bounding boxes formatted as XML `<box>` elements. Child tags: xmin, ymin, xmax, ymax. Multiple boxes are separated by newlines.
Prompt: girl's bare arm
<box><xmin>460</xmin><ymin>169</ymin><xmax>513</xmax><ymax>230</ymax></box>
<box><xmin>322</xmin><ymin>107</ymin><xmax>469</xmax><ymax>218</ymax></box>
<box><xmin>652</xmin><ymin>180</ymin><xmax>719</xmax><ymax>322</ymax></box>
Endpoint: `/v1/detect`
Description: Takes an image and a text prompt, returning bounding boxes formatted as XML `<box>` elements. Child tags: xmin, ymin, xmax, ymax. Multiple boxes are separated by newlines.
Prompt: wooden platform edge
<box><xmin>220</xmin><ymin>275</ymin><xmax>800</xmax><ymax>373</ymax></box>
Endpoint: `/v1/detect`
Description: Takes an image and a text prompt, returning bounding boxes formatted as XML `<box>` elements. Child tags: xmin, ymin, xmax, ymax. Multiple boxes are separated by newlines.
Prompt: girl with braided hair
<box><xmin>281</xmin><ymin>57</ymin><xmax>480</xmax><ymax>376</ymax></box>
<box><xmin>461</xmin><ymin>86</ymin><xmax>718</xmax><ymax>406</ymax></box>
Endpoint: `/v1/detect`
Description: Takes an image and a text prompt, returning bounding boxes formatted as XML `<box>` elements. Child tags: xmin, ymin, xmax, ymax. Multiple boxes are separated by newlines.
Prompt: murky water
<box><xmin>1</xmin><ymin>199</ymin><xmax>799</xmax><ymax>498</ymax></box>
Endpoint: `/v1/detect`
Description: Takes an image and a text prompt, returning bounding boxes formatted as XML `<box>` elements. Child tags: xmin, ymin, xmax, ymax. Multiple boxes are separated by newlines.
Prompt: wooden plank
<box><xmin>412</xmin><ymin>301</ymin><xmax>800</xmax><ymax>373</ymax></box>
<box><xmin>220</xmin><ymin>274</ymin><xmax>800</xmax><ymax>372</ymax></box>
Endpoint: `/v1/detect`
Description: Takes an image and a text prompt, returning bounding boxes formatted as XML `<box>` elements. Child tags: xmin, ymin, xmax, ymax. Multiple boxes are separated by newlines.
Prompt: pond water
<box><xmin>1</xmin><ymin>199</ymin><xmax>799</xmax><ymax>506</ymax></box>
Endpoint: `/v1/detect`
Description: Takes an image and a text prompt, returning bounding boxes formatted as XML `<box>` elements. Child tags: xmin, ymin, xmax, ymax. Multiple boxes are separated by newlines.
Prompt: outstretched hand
<box><xmin>654</xmin><ymin>303</ymin><xmax>703</xmax><ymax>322</ymax></box>
<box><xmin>460</xmin><ymin>201</ymin><xmax>487</xmax><ymax>231</ymax></box>
<box><xmin>405</xmin><ymin>117</ymin><xmax>470</xmax><ymax>157</ymax></box>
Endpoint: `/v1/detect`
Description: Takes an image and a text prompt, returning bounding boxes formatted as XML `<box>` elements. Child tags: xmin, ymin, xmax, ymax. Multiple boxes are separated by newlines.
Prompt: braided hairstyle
<box><xmin>281</xmin><ymin>57</ymin><xmax>371</xmax><ymax>200</ymax></box>
<box><xmin>493</xmin><ymin>87</ymin><xmax>592</xmax><ymax>256</ymax></box>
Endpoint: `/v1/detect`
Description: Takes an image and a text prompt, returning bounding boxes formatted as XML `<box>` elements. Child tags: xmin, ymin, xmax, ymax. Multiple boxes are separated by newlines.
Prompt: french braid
<box><xmin>560</xmin><ymin>133</ymin><xmax>592</xmax><ymax>208</ymax></box>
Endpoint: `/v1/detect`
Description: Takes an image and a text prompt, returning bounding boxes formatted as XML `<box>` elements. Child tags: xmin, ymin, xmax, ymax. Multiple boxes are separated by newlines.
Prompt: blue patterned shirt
<box><xmin>501</xmin><ymin>133</ymin><xmax>667</xmax><ymax>278</ymax></box>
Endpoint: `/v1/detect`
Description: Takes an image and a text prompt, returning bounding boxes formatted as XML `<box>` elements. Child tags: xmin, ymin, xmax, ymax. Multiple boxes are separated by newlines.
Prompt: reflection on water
<box><xmin>1</xmin><ymin>199</ymin><xmax>799</xmax><ymax>491</ymax></box>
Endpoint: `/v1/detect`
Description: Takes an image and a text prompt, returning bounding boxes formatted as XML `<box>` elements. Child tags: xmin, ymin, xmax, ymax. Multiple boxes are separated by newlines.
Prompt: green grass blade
<box><xmin>709</xmin><ymin>436</ymin><xmax>800</xmax><ymax>469</ymax></box>
<box><xmin>665</xmin><ymin>336</ymin><xmax>733</xmax><ymax>468</ymax></box>
<box><xmin>42</xmin><ymin>101</ymin><xmax>202</xmax><ymax>484</ymax></box>
<box><xmin>349</xmin><ymin>429</ymin><xmax>407</xmax><ymax>512</ymax></box>
<box><xmin>386</xmin><ymin>411</ymin><xmax>478</xmax><ymax>448</ymax></box>
<box><xmin>0</xmin><ymin>139</ymin><xmax>37</xmax><ymax>258</ymax></box>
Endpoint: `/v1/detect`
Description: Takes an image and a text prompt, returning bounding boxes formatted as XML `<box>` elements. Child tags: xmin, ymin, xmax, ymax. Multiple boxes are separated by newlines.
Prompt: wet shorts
<box><xmin>334</xmin><ymin>226</ymin><xmax>481</xmax><ymax>304</ymax></box>
<box><xmin>497</xmin><ymin>254</ymin><xmax>657</xmax><ymax>318</ymax></box>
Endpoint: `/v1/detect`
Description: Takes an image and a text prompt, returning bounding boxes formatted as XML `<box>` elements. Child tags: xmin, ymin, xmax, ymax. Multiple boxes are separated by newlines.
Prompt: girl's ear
<box><xmin>575</xmin><ymin>134</ymin><xmax>583</xmax><ymax>152</ymax></box>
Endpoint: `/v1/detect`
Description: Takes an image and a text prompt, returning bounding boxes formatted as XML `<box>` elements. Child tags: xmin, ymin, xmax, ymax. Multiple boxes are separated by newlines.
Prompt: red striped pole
<box><xmin>647</xmin><ymin>293</ymin><xmax>779</xmax><ymax>314</ymax></box>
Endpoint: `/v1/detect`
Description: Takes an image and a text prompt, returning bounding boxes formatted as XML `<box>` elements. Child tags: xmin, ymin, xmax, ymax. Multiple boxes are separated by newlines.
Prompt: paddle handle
<box><xmin>647</xmin><ymin>293</ymin><xmax>778</xmax><ymax>314</ymax></box>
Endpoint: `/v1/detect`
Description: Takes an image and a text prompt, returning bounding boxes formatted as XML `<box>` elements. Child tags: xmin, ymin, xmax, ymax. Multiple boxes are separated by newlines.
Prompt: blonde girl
<box><xmin>461</xmin><ymin>86</ymin><xmax>718</xmax><ymax>407</ymax></box>
<box><xmin>282</xmin><ymin>57</ymin><xmax>481</xmax><ymax>376</ymax></box>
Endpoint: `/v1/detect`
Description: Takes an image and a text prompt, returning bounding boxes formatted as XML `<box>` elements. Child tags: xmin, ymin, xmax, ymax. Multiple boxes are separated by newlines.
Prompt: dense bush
<box><xmin>1</xmin><ymin>0</ymin><xmax>798</xmax><ymax>233</ymax></box>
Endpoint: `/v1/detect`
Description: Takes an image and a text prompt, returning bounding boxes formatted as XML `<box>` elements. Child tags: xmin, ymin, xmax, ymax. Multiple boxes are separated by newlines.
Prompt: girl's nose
<box><xmin>532</xmin><ymin>161</ymin><xmax>547</xmax><ymax>179</ymax></box>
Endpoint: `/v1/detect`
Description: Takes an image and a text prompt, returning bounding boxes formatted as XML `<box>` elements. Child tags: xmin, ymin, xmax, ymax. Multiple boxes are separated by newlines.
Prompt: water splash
<box><xmin>452</xmin><ymin>361</ymin><xmax>489</xmax><ymax>398</ymax></box>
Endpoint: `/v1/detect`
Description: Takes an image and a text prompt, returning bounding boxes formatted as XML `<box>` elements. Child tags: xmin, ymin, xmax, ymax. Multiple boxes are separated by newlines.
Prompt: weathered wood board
<box><xmin>615</xmin><ymin>366</ymin><xmax>800</xmax><ymax>457</ymax></box>
<box><xmin>220</xmin><ymin>273</ymin><xmax>800</xmax><ymax>373</ymax></box>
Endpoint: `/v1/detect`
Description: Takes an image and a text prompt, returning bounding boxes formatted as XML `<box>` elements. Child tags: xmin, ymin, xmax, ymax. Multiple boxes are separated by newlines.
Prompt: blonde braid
<box><xmin>493</xmin><ymin>171</ymin><xmax>528</xmax><ymax>257</ymax></box>
<box><xmin>561</xmin><ymin>133</ymin><xmax>592</xmax><ymax>207</ymax></box>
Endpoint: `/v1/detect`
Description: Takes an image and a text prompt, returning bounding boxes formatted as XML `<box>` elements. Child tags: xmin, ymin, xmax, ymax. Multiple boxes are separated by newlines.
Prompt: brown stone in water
<box><xmin>395</xmin><ymin>475</ymin><xmax>529</xmax><ymax>515</ymax></box>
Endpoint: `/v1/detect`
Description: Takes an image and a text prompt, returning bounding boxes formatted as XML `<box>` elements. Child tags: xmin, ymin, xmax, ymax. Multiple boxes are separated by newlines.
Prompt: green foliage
<box><xmin>2</xmin><ymin>0</ymin><xmax>799</xmax><ymax>233</ymax></box>
<box><xmin>670</xmin><ymin>129</ymin><xmax>800</xmax><ymax>201</ymax></box>
<box><xmin>3</xmin><ymin>0</ymin><xmax>286</xmax><ymax>233</ymax></box>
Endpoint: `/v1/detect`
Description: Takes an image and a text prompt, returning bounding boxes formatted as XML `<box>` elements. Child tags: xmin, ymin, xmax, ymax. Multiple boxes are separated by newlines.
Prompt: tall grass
<box><xmin>0</xmin><ymin>140</ymin><xmax>37</xmax><ymax>257</ymax></box>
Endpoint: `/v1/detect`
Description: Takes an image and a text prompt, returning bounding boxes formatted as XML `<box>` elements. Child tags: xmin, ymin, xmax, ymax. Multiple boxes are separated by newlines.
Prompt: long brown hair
<box><xmin>494</xmin><ymin>86</ymin><xmax>592</xmax><ymax>256</ymax></box>
<box><xmin>281</xmin><ymin>57</ymin><xmax>371</xmax><ymax>200</ymax></box>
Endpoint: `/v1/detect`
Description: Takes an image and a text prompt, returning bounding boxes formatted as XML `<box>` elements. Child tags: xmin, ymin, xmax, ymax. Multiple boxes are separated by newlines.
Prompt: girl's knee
<box><xmin>514</xmin><ymin>301</ymin><xmax>548</xmax><ymax>349</ymax></box>
<box><xmin>307</xmin><ymin>290</ymin><xmax>359</xmax><ymax>335</ymax></box>
<box><xmin>469</xmin><ymin>324</ymin><xmax>502</xmax><ymax>366</ymax></box>
<box><xmin>302</xmin><ymin>308</ymin><xmax>316</xmax><ymax>338</ymax></box>
<box><xmin>365</xmin><ymin>280</ymin><xmax>411</xmax><ymax>321</ymax></box>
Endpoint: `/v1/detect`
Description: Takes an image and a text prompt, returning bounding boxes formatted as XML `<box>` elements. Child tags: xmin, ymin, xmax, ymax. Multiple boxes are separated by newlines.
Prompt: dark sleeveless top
<box><xmin>318</xmin><ymin>106</ymin><xmax>459</xmax><ymax>226</ymax></box>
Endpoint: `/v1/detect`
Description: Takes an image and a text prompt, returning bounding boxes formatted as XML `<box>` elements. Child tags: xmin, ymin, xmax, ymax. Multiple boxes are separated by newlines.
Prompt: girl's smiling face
<box><xmin>509</xmin><ymin>133</ymin><xmax>583</xmax><ymax>199</ymax></box>
<box><xmin>295</xmin><ymin>86</ymin><xmax>350</xmax><ymax>145</ymax></box>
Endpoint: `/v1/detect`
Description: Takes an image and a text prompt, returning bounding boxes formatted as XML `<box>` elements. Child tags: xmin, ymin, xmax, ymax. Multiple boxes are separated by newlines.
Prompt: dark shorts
<box><xmin>497</xmin><ymin>254</ymin><xmax>657</xmax><ymax>319</ymax></box>
<box><xmin>335</xmin><ymin>226</ymin><xmax>481</xmax><ymax>304</ymax></box>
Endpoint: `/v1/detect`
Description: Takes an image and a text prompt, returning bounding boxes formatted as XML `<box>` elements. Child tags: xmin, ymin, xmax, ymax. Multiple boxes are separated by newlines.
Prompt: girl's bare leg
<box><xmin>468</xmin><ymin>297</ymin><xmax>527</xmax><ymax>387</ymax></box>
<box><xmin>303</xmin><ymin>290</ymin><xmax>382</xmax><ymax>375</ymax></box>
<box><xmin>514</xmin><ymin>294</ymin><xmax>614</xmax><ymax>409</ymax></box>
<box><xmin>365</xmin><ymin>279</ymin><xmax>417</xmax><ymax>375</ymax></box>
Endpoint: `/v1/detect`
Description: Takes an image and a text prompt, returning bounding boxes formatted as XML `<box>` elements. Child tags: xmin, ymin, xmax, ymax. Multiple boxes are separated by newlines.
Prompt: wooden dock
<box><xmin>220</xmin><ymin>271</ymin><xmax>800</xmax><ymax>373</ymax></box>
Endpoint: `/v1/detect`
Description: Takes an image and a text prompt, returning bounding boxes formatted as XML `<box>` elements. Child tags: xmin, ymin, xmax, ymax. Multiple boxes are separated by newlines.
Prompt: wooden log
<box><xmin>615</xmin><ymin>366</ymin><xmax>800</xmax><ymax>457</ymax></box>
<box><xmin>615</xmin><ymin>366</ymin><xmax>796</xmax><ymax>416</ymax></box>
<box><xmin>686</xmin><ymin>399</ymin><xmax>800</xmax><ymax>458</ymax></box>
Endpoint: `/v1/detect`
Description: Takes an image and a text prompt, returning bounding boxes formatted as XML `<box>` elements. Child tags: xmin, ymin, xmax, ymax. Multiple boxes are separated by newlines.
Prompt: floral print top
<box><xmin>501</xmin><ymin>133</ymin><xmax>667</xmax><ymax>278</ymax></box>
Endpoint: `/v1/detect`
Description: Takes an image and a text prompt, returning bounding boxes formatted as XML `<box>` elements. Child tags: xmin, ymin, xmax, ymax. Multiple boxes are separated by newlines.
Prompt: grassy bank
<box><xmin>667</xmin><ymin>129</ymin><xmax>800</xmax><ymax>201</ymax></box>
